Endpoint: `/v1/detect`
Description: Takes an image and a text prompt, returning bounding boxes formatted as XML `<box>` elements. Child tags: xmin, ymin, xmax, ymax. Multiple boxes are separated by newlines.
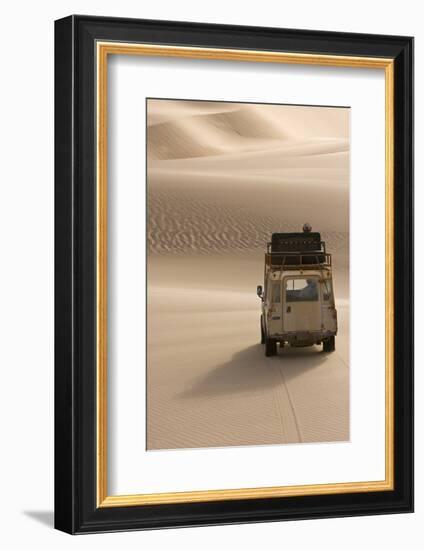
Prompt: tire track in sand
<box><xmin>268</xmin><ymin>355</ymin><xmax>303</xmax><ymax>444</ymax></box>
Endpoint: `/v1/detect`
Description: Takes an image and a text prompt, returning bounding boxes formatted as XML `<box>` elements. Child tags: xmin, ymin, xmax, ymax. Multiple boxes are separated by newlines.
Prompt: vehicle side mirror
<box><xmin>257</xmin><ymin>285</ymin><xmax>263</xmax><ymax>298</ymax></box>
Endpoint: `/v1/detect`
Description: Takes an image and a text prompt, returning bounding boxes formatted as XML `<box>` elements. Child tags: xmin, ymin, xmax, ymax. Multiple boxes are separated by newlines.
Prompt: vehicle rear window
<box><xmin>286</xmin><ymin>278</ymin><xmax>318</xmax><ymax>302</ymax></box>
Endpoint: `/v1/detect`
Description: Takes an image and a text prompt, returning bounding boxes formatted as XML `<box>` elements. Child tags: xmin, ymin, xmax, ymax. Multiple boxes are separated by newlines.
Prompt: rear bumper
<box><xmin>268</xmin><ymin>329</ymin><xmax>336</xmax><ymax>346</ymax></box>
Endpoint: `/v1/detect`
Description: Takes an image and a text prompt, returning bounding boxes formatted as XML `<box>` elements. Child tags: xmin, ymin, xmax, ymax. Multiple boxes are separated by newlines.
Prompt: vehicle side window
<box><xmin>322</xmin><ymin>280</ymin><xmax>333</xmax><ymax>302</ymax></box>
<box><xmin>270</xmin><ymin>282</ymin><xmax>281</xmax><ymax>303</ymax></box>
<box><xmin>286</xmin><ymin>278</ymin><xmax>318</xmax><ymax>302</ymax></box>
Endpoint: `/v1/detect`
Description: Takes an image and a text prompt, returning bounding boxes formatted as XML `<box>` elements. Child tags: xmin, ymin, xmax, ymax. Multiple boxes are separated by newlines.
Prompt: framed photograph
<box><xmin>54</xmin><ymin>15</ymin><xmax>413</xmax><ymax>533</ymax></box>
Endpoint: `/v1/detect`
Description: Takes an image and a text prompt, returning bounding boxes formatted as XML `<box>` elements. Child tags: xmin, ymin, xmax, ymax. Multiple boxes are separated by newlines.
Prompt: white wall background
<box><xmin>0</xmin><ymin>1</ymin><xmax>420</xmax><ymax>547</ymax></box>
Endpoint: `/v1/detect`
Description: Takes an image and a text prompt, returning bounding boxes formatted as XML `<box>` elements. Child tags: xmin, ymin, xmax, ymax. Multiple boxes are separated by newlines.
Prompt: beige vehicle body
<box><xmin>258</xmin><ymin>232</ymin><xmax>337</xmax><ymax>356</ymax></box>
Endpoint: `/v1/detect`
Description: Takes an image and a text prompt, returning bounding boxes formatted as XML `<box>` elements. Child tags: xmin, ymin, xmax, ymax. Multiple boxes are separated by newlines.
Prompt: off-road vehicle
<box><xmin>257</xmin><ymin>226</ymin><xmax>337</xmax><ymax>357</ymax></box>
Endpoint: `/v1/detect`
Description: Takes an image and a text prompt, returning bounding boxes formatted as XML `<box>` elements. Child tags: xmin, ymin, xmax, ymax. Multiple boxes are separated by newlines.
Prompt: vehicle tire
<box><xmin>265</xmin><ymin>338</ymin><xmax>277</xmax><ymax>357</ymax></box>
<box><xmin>323</xmin><ymin>336</ymin><xmax>335</xmax><ymax>352</ymax></box>
<box><xmin>260</xmin><ymin>316</ymin><xmax>265</xmax><ymax>344</ymax></box>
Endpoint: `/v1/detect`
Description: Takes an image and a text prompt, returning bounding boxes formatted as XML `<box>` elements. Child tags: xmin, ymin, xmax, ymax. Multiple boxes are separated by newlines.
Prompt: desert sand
<box><xmin>146</xmin><ymin>99</ymin><xmax>349</xmax><ymax>450</ymax></box>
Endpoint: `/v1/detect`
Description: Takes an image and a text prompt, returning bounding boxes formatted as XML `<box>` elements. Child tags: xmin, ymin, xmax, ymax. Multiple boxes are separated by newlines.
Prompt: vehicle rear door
<box><xmin>283</xmin><ymin>276</ymin><xmax>321</xmax><ymax>333</ymax></box>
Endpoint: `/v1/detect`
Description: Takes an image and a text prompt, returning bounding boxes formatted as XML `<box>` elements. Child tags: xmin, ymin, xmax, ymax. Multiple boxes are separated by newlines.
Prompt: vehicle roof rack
<box><xmin>265</xmin><ymin>252</ymin><xmax>331</xmax><ymax>269</ymax></box>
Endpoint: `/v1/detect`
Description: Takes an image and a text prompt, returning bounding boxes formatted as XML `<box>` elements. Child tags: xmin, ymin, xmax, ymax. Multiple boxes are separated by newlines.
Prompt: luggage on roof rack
<box><xmin>270</xmin><ymin>232</ymin><xmax>322</xmax><ymax>253</ymax></box>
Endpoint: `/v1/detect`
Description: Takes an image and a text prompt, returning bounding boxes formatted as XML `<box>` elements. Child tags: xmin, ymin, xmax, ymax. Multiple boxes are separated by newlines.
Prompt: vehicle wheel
<box><xmin>323</xmin><ymin>336</ymin><xmax>335</xmax><ymax>352</ymax></box>
<box><xmin>260</xmin><ymin>317</ymin><xmax>265</xmax><ymax>344</ymax></box>
<box><xmin>265</xmin><ymin>338</ymin><xmax>277</xmax><ymax>357</ymax></box>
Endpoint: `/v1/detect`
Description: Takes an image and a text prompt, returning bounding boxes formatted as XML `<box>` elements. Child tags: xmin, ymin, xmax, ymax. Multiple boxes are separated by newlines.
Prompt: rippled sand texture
<box><xmin>147</xmin><ymin>99</ymin><xmax>350</xmax><ymax>450</ymax></box>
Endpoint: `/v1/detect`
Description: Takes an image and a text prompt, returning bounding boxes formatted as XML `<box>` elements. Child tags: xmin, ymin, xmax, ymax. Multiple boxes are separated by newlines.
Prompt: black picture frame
<box><xmin>55</xmin><ymin>15</ymin><xmax>414</xmax><ymax>534</ymax></box>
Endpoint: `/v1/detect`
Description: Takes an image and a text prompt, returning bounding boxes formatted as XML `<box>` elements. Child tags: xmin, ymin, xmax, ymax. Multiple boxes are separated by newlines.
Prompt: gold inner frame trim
<box><xmin>96</xmin><ymin>41</ymin><xmax>395</xmax><ymax>508</ymax></box>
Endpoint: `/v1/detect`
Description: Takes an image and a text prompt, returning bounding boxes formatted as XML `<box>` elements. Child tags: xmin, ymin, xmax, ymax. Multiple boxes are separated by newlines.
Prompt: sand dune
<box><xmin>148</xmin><ymin>185</ymin><xmax>348</xmax><ymax>255</ymax></box>
<box><xmin>146</xmin><ymin>99</ymin><xmax>350</xmax><ymax>450</ymax></box>
<box><xmin>147</xmin><ymin>164</ymin><xmax>349</xmax><ymax>256</ymax></box>
<box><xmin>147</xmin><ymin>106</ymin><xmax>295</xmax><ymax>160</ymax></box>
<box><xmin>151</xmin><ymin>142</ymin><xmax>349</xmax><ymax>174</ymax></box>
<box><xmin>147</xmin><ymin>100</ymin><xmax>349</xmax><ymax>138</ymax></box>
<box><xmin>148</xmin><ymin>101</ymin><xmax>349</xmax><ymax>161</ymax></box>
<box><xmin>147</xmin><ymin>100</ymin><xmax>349</xmax><ymax>257</ymax></box>
<box><xmin>147</xmin><ymin>99</ymin><xmax>239</xmax><ymax>127</ymax></box>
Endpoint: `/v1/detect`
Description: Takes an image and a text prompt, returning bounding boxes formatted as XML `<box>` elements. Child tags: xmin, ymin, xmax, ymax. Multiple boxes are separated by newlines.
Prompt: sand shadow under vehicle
<box><xmin>180</xmin><ymin>343</ymin><xmax>328</xmax><ymax>399</ymax></box>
